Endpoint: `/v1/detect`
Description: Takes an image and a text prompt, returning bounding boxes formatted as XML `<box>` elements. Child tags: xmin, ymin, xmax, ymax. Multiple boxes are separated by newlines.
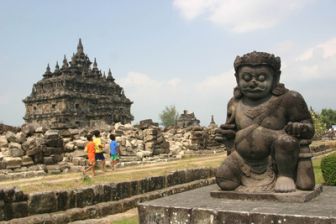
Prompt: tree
<box><xmin>310</xmin><ymin>107</ymin><xmax>327</xmax><ymax>139</ymax></box>
<box><xmin>320</xmin><ymin>108</ymin><xmax>336</xmax><ymax>129</ymax></box>
<box><xmin>159</xmin><ymin>105</ymin><xmax>179</xmax><ymax>127</ymax></box>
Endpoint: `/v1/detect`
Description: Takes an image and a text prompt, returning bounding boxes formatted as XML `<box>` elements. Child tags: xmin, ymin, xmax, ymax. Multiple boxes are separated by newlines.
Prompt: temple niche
<box><xmin>23</xmin><ymin>39</ymin><xmax>134</xmax><ymax>129</ymax></box>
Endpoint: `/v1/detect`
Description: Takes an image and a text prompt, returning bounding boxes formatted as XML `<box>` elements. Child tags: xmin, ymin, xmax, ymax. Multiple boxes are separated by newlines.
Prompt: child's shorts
<box><xmin>95</xmin><ymin>153</ymin><xmax>105</xmax><ymax>161</ymax></box>
<box><xmin>110</xmin><ymin>154</ymin><xmax>119</xmax><ymax>161</ymax></box>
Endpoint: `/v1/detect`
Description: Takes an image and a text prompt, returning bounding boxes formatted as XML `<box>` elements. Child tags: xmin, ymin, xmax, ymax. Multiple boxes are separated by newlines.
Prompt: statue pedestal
<box><xmin>210</xmin><ymin>185</ymin><xmax>322</xmax><ymax>203</ymax></box>
<box><xmin>138</xmin><ymin>184</ymin><xmax>335</xmax><ymax>224</ymax></box>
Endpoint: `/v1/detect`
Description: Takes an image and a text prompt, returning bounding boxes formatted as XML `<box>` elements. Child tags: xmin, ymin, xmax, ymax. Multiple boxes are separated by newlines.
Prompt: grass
<box><xmin>0</xmin><ymin>147</ymin><xmax>331</xmax><ymax>194</ymax></box>
<box><xmin>0</xmin><ymin>153</ymin><xmax>226</xmax><ymax>193</ymax></box>
<box><xmin>313</xmin><ymin>156</ymin><xmax>324</xmax><ymax>184</ymax></box>
<box><xmin>113</xmin><ymin>216</ymin><xmax>138</xmax><ymax>224</ymax></box>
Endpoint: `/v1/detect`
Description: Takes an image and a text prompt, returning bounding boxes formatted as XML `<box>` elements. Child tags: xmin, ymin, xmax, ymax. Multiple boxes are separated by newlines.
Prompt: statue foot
<box><xmin>274</xmin><ymin>176</ymin><xmax>296</xmax><ymax>193</ymax></box>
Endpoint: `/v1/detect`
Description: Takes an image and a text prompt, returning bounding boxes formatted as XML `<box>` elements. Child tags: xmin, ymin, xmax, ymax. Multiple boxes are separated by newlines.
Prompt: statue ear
<box><xmin>234</xmin><ymin>73</ymin><xmax>239</xmax><ymax>84</ymax></box>
<box><xmin>234</xmin><ymin>86</ymin><xmax>243</xmax><ymax>99</ymax></box>
<box><xmin>272</xmin><ymin>70</ymin><xmax>281</xmax><ymax>90</ymax></box>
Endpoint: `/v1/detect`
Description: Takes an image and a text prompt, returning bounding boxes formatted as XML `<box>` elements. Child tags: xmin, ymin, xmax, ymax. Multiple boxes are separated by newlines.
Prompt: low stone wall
<box><xmin>0</xmin><ymin>167</ymin><xmax>215</xmax><ymax>221</ymax></box>
<box><xmin>310</xmin><ymin>140</ymin><xmax>336</xmax><ymax>153</ymax></box>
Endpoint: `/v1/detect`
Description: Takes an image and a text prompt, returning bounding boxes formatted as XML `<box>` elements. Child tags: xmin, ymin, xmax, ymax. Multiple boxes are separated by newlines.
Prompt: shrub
<box><xmin>321</xmin><ymin>153</ymin><xmax>336</xmax><ymax>186</ymax></box>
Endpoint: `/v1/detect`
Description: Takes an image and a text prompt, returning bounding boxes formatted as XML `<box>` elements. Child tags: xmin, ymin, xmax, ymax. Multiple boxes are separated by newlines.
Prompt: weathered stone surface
<box><xmin>42</xmin><ymin>147</ymin><xmax>62</xmax><ymax>156</ymax></box>
<box><xmin>55</xmin><ymin>190</ymin><xmax>68</xmax><ymax>211</ymax></box>
<box><xmin>3</xmin><ymin>157</ymin><xmax>22</xmax><ymax>169</ymax></box>
<box><xmin>75</xmin><ymin>188</ymin><xmax>94</xmax><ymax>208</ymax></box>
<box><xmin>26</xmin><ymin>146</ymin><xmax>42</xmax><ymax>156</ymax></box>
<box><xmin>73</xmin><ymin>139</ymin><xmax>86</xmax><ymax>149</ymax></box>
<box><xmin>43</xmin><ymin>156</ymin><xmax>55</xmax><ymax>165</ymax></box>
<box><xmin>22</xmin><ymin>156</ymin><xmax>34</xmax><ymax>166</ymax></box>
<box><xmin>5</xmin><ymin>131</ymin><xmax>17</xmax><ymax>143</ymax></box>
<box><xmin>64</xmin><ymin>142</ymin><xmax>75</xmax><ymax>152</ymax></box>
<box><xmin>0</xmin><ymin>135</ymin><xmax>8</xmax><ymax>147</ymax></box>
<box><xmin>28</xmin><ymin>192</ymin><xmax>57</xmax><ymax>214</ymax></box>
<box><xmin>35</xmin><ymin>126</ymin><xmax>46</xmax><ymax>133</ymax></box>
<box><xmin>44</xmin><ymin>130</ymin><xmax>60</xmax><ymax>139</ymax></box>
<box><xmin>0</xmin><ymin>200</ymin><xmax>5</xmax><ymax>221</ymax></box>
<box><xmin>15</xmin><ymin>132</ymin><xmax>27</xmax><ymax>144</ymax></box>
<box><xmin>139</xmin><ymin>185</ymin><xmax>336</xmax><ymax>224</ymax></box>
<box><xmin>21</xmin><ymin>124</ymin><xmax>36</xmax><ymax>136</ymax></box>
<box><xmin>115</xmin><ymin>182</ymin><xmax>131</xmax><ymax>200</ymax></box>
<box><xmin>11</xmin><ymin>201</ymin><xmax>29</xmax><ymax>218</ymax></box>
<box><xmin>44</xmin><ymin>138</ymin><xmax>63</xmax><ymax>148</ymax></box>
<box><xmin>167</xmin><ymin>170</ymin><xmax>186</xmax><ymax>187</ymax></box>
<box><xmin>9</xmin><ymin>143</ymin><xmax>24</xmax><ymax>157</ymax></box>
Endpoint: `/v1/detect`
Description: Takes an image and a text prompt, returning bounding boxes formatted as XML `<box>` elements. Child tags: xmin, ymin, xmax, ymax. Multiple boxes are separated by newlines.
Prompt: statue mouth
<box><xmin>244</xmin><ymin>88</ymin><xmax>265</xmax><ymax>93</ymax></box>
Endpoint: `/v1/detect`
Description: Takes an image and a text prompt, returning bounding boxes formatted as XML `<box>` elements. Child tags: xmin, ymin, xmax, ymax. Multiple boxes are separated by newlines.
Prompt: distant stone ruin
<box><xmin>176</xmin><ymin>110</ymin><xmax>200</xmax><ymax>128</ymax></box>
<box><xmin>23</xmin><ymin>39</ymin><xmax>133</xmax><ymax>129</ymax></box>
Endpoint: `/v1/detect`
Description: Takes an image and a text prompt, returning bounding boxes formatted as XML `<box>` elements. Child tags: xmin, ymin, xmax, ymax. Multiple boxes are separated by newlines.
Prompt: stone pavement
<box><xmin>138</xmin><ymin>184</ymin><xmax>336</xmax><ymax>224</ymax></box>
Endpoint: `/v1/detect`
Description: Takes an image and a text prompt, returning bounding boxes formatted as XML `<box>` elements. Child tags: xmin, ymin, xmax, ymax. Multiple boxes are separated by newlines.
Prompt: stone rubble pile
<box><xmin>0</xmin><ymin>121</ymin><xmax>223</xmax><ymax>177</ymax></box>
<box><xmin>0</xmin><ymin>124</ymin><xmax>65</xmax><ymax>176</ymax></box>
<box><xmin>163</xmin><ymin>125</ymin><xmax>221</xmax><ymax>158</ymax></box>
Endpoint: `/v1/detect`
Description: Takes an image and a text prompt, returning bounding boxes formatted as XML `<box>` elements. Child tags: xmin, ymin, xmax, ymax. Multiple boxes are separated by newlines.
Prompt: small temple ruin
<box><xmin>176</xmin><ymin>110</ymin><xmax>200</xmax><ymax>128</ymax></box>
<box><xmin>23</xmin><ymin>39</ymin><xmax>133</xmax><ymax>129</ymax></box>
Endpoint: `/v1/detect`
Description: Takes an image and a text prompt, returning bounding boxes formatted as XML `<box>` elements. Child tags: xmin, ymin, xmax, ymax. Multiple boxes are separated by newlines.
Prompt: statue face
<box><xmin>237</xmin><ymin>65</ymin><xmax>274</xmax><ymax>100</ymax></box>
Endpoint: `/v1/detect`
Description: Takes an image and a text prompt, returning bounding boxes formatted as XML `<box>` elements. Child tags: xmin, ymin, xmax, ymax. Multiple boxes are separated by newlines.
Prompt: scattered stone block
<box><xmin>9</xmin><ymin>144</ymin><xmax>24</xmax><ymax>157</ymax></box>
<box><xmin>5</xmin><ymin>131</ymin><xmax>17</xmax><ymax>143</ymax></box>
<box><xmin>0</xmin><ymin>136</ymin><xmax>8</xmax><ymax>147</ymax></box>
<box><xmin>43</xmin><ymin>156</ymin><xmax>55</xmax><ymax>165</ymax></box>
<box><xmin>3</xmin><ymin>157</ymin><xmax>22</xmax><ymax>169</ymax></box>
<box><xmin>15</xmin><ymin>132</ymin><xmax>26</xmax><ymax>144</ymax></box>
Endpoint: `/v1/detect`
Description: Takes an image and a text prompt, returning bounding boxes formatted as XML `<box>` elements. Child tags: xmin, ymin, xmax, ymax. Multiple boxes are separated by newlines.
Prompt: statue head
<box><xmin>233</xmin><ymin>51</ymin><xmax>282</xmax><ymax>100</ymax></box>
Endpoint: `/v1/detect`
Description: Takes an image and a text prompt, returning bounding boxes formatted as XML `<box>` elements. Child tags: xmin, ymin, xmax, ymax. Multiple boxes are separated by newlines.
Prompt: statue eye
<box><xmin>242</xmin><ymin>73</ymin><xmax>252</xmax><ymax>81</ymax></box>
<box><xmin>257</xmin><ymin>74</ymin><xmax>266</xmax><ymax>81</ymax></box>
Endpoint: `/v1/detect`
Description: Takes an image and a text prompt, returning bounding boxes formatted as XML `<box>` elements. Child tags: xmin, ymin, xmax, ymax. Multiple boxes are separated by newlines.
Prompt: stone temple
<box><xmin>23</xmin><ymin>39</ymin><xmax>134</xmax><ymax>129</ymax></box>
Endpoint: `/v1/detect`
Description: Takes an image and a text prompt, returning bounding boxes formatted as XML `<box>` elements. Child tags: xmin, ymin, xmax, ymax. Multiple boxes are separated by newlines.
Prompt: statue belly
<box><xmin>235</xmin><ymin>126</ymin><xmax>274</xmax><ymax>162</ymax></box>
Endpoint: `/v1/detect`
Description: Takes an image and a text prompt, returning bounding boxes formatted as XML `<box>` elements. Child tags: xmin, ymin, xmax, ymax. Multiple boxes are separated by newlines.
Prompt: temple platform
<box><xmin>138</xmin><ymin>184</ymin><xmax>336</xmax><ymax>224</ymax></box>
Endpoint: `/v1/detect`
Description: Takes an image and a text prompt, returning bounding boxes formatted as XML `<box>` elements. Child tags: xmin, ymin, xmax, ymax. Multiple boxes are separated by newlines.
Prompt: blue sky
<box><xmin>1</xmin><ymin>0</ymin><xmax>336</xmax><ymax>126</ymax></box>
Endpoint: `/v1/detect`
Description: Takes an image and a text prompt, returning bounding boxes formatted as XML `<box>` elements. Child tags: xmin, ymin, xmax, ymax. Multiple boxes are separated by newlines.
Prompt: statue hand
<box><xmin>285</xmin><ymin>122</ymin><xmax>309</xmax><ymax>138</ymax></box>
<box><xmin>215</xmin><ymin>127</ymin><xmax>236</xmax><ymax>143</ymax></box>
<box><xmin>216</xmin><ymin>129</ymin><xmax>236</xmax><ymax>138</ymax></box>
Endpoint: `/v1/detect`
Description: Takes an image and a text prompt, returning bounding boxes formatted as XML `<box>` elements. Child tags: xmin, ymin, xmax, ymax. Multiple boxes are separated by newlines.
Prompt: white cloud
<box><xmin>195</xmin><ymin>69</ymin><xmax>235</xmax><ymax>93</ymax></box>
<box><xmin>280</xmin><ymin>37</ymin><xmax>336</xmax><ymax>82</ymax></box>
<box><xmin>297</xmin><ymin>37</ymin><xmax>336</xmax><ymax>61</ymax></box>
<box><xmin>167</xmin><ymin>78</ymin><xmax>182</xmax><ymax>88</ymax></box>
<box><xmin>172</xmin><ymin>0</ymin><xmax>214</xmax><ymax>20</ymax></box>
<box><xmin>120</xmin><ymin>70</ymin><xmax>236</xmax><ymax>125</ymax></box>
<box><xmin>119</xmin><ymin>72</ymin><xmax>162</xmax><ymax>88</ymax></box>
<box><xmin>173</xmin><ymin>0</ymin><xmax>310</xmax><ymax>32</ymax></box>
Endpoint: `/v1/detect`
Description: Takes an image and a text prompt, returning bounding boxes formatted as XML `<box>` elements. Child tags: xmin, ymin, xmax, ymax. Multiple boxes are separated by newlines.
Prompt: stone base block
<box><xmin>210</xmin><ymin>185</ymin><xmax>323</xmax><ymax>203</ymax></box>
<box><xmin>138</xmin><ymin>184</ymin><xmax>336</xmax><ymax>224</ymax></box>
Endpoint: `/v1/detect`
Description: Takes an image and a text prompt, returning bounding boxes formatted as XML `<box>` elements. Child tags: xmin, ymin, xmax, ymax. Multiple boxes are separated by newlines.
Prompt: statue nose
<box><xmin>250</xmin><ymin>79</ymin><xmax>257</xmax><ymax>88</ymax></box>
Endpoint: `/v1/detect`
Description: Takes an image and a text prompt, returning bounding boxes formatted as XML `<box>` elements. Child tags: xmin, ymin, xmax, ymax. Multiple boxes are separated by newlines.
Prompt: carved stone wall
<box><xmin>23</xmin><ymin>39</ymin><xmax>133</xmax><ymax>129</ymax></box>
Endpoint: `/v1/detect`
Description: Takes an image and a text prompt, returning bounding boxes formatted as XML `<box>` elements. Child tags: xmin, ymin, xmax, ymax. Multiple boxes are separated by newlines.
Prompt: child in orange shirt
<box><xmin>84</xmin><ymin>134</ymin><xmax>96</xmax><ymax>176</ymax></box>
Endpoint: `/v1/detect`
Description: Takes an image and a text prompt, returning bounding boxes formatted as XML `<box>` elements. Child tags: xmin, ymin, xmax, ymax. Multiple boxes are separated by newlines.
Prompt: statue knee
<box><xmin>275</xmin><ymin>134</ymin><xmax>299</xmax><ymax>153</ymax></box>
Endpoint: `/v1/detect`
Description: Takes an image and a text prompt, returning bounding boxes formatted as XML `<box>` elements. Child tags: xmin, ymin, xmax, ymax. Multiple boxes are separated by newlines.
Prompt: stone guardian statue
<box><xmin>215</xmin><ymin>51</ymin><xmax>315</xmax><ymax>193</ymax></box>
